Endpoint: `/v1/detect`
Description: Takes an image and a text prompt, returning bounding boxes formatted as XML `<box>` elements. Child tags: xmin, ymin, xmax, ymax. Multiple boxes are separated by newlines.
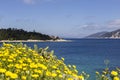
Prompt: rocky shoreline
<box><xmin>0</xmin><ymin>39</ymin><xmax>70</xmax><ymax>42</ymax></box>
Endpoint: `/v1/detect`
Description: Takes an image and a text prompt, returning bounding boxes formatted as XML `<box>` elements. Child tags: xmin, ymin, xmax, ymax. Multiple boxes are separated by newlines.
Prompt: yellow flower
<box><xmin>73</xmin><ymin>65</ymin><xmax>76</xmax><ymax>68</ymax></box>
<box><xmin>0</xmin><ymin>62</ymin><xmax>2</xmax><ymax>66</ymax></box>
<box><xmin>111</xmin><ymin>71</ymin><xmax>118</xmax><ymax>76</ymax></box>
<box><xmin>34</xmin><ymin>69</ymin><xmax>42</xmax><ymax>74</ymax></box>
<box><xmin>2</xmin><ymin>58</ymin><xmax>6</xmax><ymax>61</ymax></box>
<box><xmin>5</xmin><ymin>71</ymin><xmax>13</xmax><ymax>76</ymax></box>
<box><xmin>74</xmin><ymin>70</ymin><xmax>78</xmax><ymax>73</ymax></box>
<box><xmin>30</xmin><ymin>63</ymin><xmax>38</xmax><ymax>68</ymax></box>
<box><xmin>56</xmin><ymin>70</ymin><xmax>61</xmax><ymax>73</ymax></box>
<box><xmin>96</xmin><ymin>71</ymin><xmax>99</xmax><ymax>75</ymax></box>
<box><xmin>51</xmin><ymin>73</ymin><xmax>57</xmax><ymax>77</ymax></box>
<box><xmin>40</xmin><ymin>56</ymin><xmax>43</xmax><ymax>59</ymax></box>
<box><xmin>10</xmin><ymin>73</ymin><xmax>18</xmax><ymax>79</ymax></box>
<box><xmin>0</xmin><ymin>68</ymin><xmax>6</xmax><ymax>73</ymax></box>
<box><xmin>15</xmin><ymin>69</ymin><xmax>21</xmax><ymax>73</ymax></box>
<box><xmin>7</xmin><ymin>59</ymin><xmax>13</xmax><ymax>62</ymax></box>
<box><xmin>52</xmin><ymin>66</ymin><xmax>57</xmax><ymax>69</ymax></box>
<box><xmin>58</xmin><ymin>74</ymin><xmax>63</xmax><ymax>78</ymax></box>
<box><xmin>102</xmin><ymin>71</ymin><xmax>107</xmax><ymax>74</ymax></box>
<box><xmin>114</xmin><ymin>77</ymin><xmax>120</xmax><ymax>80</ymax></box>
<box><xmin>61</xmin><ymin>57</ymin><xmax>64</xmax><ymax>61</ymax></box>
<box><xmin>31</xmin><ymin>74</ymin><xmax>39</xmax><ymax>78</ymax></box>
<box><xmin>3</xmin><ymin>43</ymin><xmax>13</xmax><ymax>47</ymax></box>
<box><xmin>67</xmin><ymin>78</ymin><xmax>73</xmax><ymax>80</ymax></box>
<box><xmin>79</xmin><ymin>75</ymin><xmax>84</xmax><ymax>80</ymax></box>
<box><xmin>72</xmin><ymin>73</ymin><xmax>77</xmax><ymax>78</ymax></box>
<box><xmin>23</xmin><ymin>67</ymin><xmax>27</xmax><ymax>71</ymax></box>
<box><xmin>46</xmin><ymin>71</ymin><xmax>51</xmax><ymax>76</ymax></box>
<box><xmin>37</xmin><ymin>63</ymin><xmax>47</xmax><ymax>70</ymax></box>
<box><xmin>22</xmin><ymin>76</ymin><xmax>26</xmax><ymax>80</ymax></box>
<box><xmin>67</xmin><ymin>71</ymin><xmax>72</xmax><ymax>74</ymax></box>
<box><xmin>15</xmin><ymin>64</ymin><xmax>22</xmax><ymax>69</ymax></box>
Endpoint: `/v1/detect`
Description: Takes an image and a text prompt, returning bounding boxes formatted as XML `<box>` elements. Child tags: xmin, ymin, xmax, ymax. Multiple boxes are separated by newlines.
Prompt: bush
<box><xmin>0</xmin><ymin>43</ymin><xmax>88</xmax><ymax>80</ymax></box>
<box><xmin>96</xmin><ymin>68</ymin><xmax>120</xmax><ymax>80</ymax></box>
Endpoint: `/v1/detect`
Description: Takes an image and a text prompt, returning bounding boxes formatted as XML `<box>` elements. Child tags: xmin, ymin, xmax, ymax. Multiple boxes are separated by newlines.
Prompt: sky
<box><xmin>0</xmin><ymin>0</ymin><xmax>120</xmax><ymax>38</ymax></box>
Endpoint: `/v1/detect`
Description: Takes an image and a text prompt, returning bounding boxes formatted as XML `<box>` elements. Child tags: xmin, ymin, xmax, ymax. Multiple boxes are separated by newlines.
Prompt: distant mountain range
<box><xmin>0</xmin><ymin>28</ymin><xmax>60</xmax><ymax>40</ymax></box>
<box><xmin>86</xmin><ymin>29</ymin><xmax>120</xmax><ymax>39</ymax></box>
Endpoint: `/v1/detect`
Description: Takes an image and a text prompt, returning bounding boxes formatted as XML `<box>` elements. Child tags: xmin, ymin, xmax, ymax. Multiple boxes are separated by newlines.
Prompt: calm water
<box><xmin>1</xmin><ymin>39</ymin><xmax>120</xmax><ymax>80</ymax></box>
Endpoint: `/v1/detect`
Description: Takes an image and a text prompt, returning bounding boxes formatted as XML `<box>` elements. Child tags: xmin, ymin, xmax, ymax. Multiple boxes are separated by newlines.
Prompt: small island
<box><xmin>0</xmin><ymin>28</ymin><xmax>67</xmax><ymax>42</ymax></box>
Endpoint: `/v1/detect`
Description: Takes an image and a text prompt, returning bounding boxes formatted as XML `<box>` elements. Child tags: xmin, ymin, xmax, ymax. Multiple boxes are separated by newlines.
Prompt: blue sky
<box><xmin>0</xmin><ymin>0</ymin><xmax>120</xmax><ymax>38</ymax></box>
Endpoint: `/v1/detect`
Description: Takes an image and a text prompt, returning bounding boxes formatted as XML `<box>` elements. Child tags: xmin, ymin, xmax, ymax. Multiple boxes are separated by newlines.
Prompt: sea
<box><xmin>1</xmin><ymin>38</ymin><xmax>120</xmax><ymax>80</ymax></box>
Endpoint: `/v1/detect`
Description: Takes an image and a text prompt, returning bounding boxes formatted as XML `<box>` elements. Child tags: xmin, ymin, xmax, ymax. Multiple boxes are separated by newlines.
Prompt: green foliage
<box><xmin>0</xmin><ymin>28</ymin><xmax>54</xmax><ymax>40</ymax></box>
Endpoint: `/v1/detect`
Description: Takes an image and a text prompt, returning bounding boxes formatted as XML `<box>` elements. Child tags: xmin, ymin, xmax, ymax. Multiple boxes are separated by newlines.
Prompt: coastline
<box><xmin>0</xmin><ymin>39</ymin><xmax>71</xmax><ymax>42</ymax></box>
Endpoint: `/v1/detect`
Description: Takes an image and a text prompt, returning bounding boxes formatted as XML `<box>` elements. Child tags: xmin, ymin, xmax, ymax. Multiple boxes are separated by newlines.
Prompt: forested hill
<box><xmin>0</xmin><ymin>28</ymin><xmax>60</xmax><ymax>40</ymax></box>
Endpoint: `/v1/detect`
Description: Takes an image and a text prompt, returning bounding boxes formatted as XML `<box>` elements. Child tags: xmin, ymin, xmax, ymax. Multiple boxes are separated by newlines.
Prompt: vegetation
<box><xmin>0</xmin><ymin>28</ymin><xmax>60</xmax><ymax>40</ymax></box>
<box><xmin>0</xmin><ymin>43</ymin><xmax>120</xmax><ymax>80</ymax></box>
<box><xmin>0</xmin><ymin>43</ymin><xmax>89</xmax><ymax>80</ymax></box>
<box><xmin>96</xmin><ymin>68</ymin><xmax>120</xmax><ymax>80</ymax></box>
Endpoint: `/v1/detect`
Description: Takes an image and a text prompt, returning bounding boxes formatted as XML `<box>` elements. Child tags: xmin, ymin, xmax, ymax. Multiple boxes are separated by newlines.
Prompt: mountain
<box><xmin>86</xmin><ymin>31</ymin><xmax>108</xmax><ymax>38</ymax></box>
<box><xmin>102</xmin><ymin>29</ymin><xmax>120</xmax><ymax>38</ymax></box>
<box><xmin>0</xmin><ymin>28</ymin><xmax>60</xmax><ymax>40</ymax></box>
<box><xmin>86</xmin><ymin>29</ymin><xmax>120</xmax><ymax>39</ymax></box>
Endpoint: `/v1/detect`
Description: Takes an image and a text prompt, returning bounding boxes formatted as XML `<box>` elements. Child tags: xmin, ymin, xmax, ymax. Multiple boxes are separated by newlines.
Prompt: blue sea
<box><xmin>1</xmin><ymin>39</ymin><xmax>120</xmax><ymax>80</ymax></box>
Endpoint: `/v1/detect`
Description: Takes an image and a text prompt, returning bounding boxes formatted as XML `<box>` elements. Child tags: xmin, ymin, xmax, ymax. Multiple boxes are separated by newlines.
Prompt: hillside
<box><xmin>0</xmin><ymin>28</ymin><xmax>60</xmax><ymax>40</ymax></box>
<box><xmin>86</xmin><ymin>29</ymin><xmax>120</xmax><ymax>39</ymax></box>
<box><xmin>86</xmin><ymin>31</ymin><xmax>108</xmax><ymax>38</ymax></box>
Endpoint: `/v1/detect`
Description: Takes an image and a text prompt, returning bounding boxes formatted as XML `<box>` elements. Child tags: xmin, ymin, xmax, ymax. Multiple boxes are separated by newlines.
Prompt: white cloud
<box><xmin>74</xmin><ymin>19</ymin><xmax>120</xmax><ymax>37</ymax></box>
<box><xmin>78</xmin><ymin>19</ymin><xmax>120</xmax><ymax>32</ymax></box>
<box><xmin>81</xmin><ymin>23</ymin><xmax>101</xmax><ymax>30</ymax></box>
<box><xmin>107</xmin><ymin>19</ymin><xmax>120</xmax><ymax>28</ymax></box>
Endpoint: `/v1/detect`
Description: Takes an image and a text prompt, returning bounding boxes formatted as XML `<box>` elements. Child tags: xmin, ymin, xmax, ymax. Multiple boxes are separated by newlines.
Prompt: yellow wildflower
<box><xmin>96</xmin><ymin>71</ymin><xmax>99</xmax><ymax>75</ymax></box>
<box><xmin>67</xmin><ymin>78</ymin><xmax>73</xmax><ymax>80</ymax></box>
<box><xmin>79</xmin><ymin>75</ymin><xmax>84</xmax><ymax>80</ymax></box>
<box><xmin>113</xmin><ymin>77</ymin><xmax>120</xmax><ymax>80</ymax></box>
<box><xmin>67</xmin><ymin>71</ymin><xmax>72</xmax><ymax>74</ymax></box>
<box><xmin>58</xmin><ymin>74</ymin><xmax>63</xmax><ymax>78</ymax></box>
<box><xmin>111</xmin><ymin>71</ymin><xmax>118</xmax><ymax>76</ymax></box>
<box><xmin>56</xmin><ymin>70</ymin><xmax>61</xmax><ymax>73</ymax></box>
<box><xmin>0</xmin><ymin>68</ymin><xmax>6</xmax><ymax>73</ymax></box>
<box><xmin>46</xmin><ymin>71</ymin><xmax>51</xmax><ymax>76</ymax></box>
<box><xmin>31</xmin><ymin>74</ymin><xmax>39</xmax><ymax>78</ymax></box>
<box><xmin>23</xmin><ymin>67</ymin><xmax>27</xmax><ymax>71</ymax></box>
<box><xmin>52</xmin><ymin>66</ymin><xmax>57</xmax><ymax>69</ymax></box>
<box><xmin>72</xmin><ymin>73</ymin><xmax>77</xmax><ymax>78</ymax></box>
<box><xmin>22</xmin><ymin>76</ymin><xmax>26</xmax><ymax>80</ymax></box>
<box><xmin>15</xmin><ymin>64</ymin><xmax>22</xmax><ymax>69</ymax></box>
<box><xmin>10</xmin><ymin>73</ymin><xmax>18</xmax><ymax>79</ymax></box>
<box><xmin>30</xmin><ymin>63</ymin><xmax>38</xmax><ymax>68</ymax></box>
<box><xmin>74</xmin><ymin>70</ymin><xmax>78</xmax><ymax>73</ymax></box>
<box><xmin>5</xmin><ymin>71</ymin><xmax>13</xmax><ymax>76</ymax></box>
<box><xmin>51</xmin><ymin>73</ymin><xmax>57</xmax><ymax>77</ymax></box>
<box><xmin>73</xmin><ymin>65</ymin><xmax>76</xmax><ymax>68</ymax></box>
<box><xmin>7</xmin><ymin>59</ymin><xmax>13</xmax><ymax>62</ymax></box>
<box><xmin>61</xmin><ymin>57</ymin><xmax>64</xmax><ymax>61</ymax></box>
